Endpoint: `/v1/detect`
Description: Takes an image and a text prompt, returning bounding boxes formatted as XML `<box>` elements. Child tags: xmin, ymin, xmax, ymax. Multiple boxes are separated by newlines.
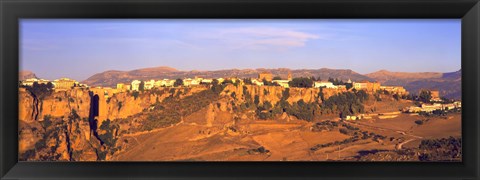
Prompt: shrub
<box><xmin>132</xmin><ymin>91</ymin><xmax>140</xmax><ymax>100</ymax></box>
<box><xmin>69</xmin><ymin>109</ymin><xmax>80</xmax><ymax>120</ymax></box>
<box><xmin>415</xmin><ymin>120</ymin><xmax>424</xmax><ymax>125</ymax></box>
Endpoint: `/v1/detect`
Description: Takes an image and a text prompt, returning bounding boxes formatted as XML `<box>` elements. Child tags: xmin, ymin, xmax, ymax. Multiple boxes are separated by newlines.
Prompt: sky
<box><xmin>20</xmin><ymin>19</ymin><xmax>461</xmax><ymax>81</ymax></box>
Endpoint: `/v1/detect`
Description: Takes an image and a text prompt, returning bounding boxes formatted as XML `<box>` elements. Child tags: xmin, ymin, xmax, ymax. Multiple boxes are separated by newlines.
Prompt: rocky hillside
<box><xmin>18</xmin><ymin>86</ymin><xmax>206</xmax><ymax>161</ymax></box>
<box><xmin>366</xmin><ymin>69</ymin><xmax>461</xmax><ymax>99</ymax></box>
<box><xmin>82</xmin><ymin>67</ymin><xmax>373</xmax><ymax>87</ymax></box>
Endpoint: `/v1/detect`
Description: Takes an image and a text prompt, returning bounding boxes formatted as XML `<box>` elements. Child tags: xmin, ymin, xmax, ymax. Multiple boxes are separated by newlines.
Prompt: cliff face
<box><xmin>19</xmin><ymin>88</ymin><xmax>91</xmax><ymax>123</ymax></box>
<box><xmin>19</xmin><ymin>118</ymin><xmax>102</xmax><ymax>161</ymax></box>
<box><xmin>19</xmin><ymin>87</ymin><xmax>204</xmax><ymax>123</ymax></box>
<box><xmin>222</xmin><ymin>85</ymin><xmax>342</xmax><ymax>106</ymax></box>
<box><xmin>19</xmin><ymin>84</ymin><xmax>345</xmax><ymax>161</ymax></box>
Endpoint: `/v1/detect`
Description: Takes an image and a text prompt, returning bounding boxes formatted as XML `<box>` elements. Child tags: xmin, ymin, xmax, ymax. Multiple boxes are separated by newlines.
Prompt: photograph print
<box><xmin>18</xmin><ymin>19</ymin><xmax>462</xmax><ymax>161</ymax></box>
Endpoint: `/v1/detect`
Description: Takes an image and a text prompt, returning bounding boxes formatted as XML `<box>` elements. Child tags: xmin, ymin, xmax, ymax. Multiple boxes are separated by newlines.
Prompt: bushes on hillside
<box><xmin>284</xmin><ymin>99</ymin><xmax>319</xmax><ymax>121</ymax></box>
<box><xmin>418</xmin><ymin>137</ymin><xmax>462</xmax><ymax>161</ymax></box>
<box><xmin>319</xmin><ymin>91</ymin><xmax>367</xmax><ymax>118</ymax></box>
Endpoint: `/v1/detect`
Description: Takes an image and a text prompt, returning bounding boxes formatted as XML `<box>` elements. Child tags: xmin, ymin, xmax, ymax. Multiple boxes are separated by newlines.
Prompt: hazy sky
<box><xmin>20</xmin><ymin>19</ymin><xmax>461</xmax><ymax>81</ymax></box>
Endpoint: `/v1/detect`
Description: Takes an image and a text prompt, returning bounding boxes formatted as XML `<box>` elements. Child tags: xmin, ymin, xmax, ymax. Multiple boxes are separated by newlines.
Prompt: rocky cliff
<box><xmin>222</xmin><ymin>84</ymin><xmax>343</xmax><ymax>106</ymax></box>
<box><xmin>19</xmin><ymin>84</ymin><xmax>350</xmax><ymax>161</ymax></box>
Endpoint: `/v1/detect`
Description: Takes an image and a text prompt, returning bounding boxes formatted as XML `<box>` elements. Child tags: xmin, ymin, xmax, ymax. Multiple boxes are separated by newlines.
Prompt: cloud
<box><xmin>194</xmin><ymin>27</ymin><xmax>322</xmax><ymax>50</ymax></box>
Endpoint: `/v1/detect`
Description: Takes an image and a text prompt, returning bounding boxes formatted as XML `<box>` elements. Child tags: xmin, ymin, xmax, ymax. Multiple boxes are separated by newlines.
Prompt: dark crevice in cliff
<box><xmin>29</xmin><ymin>91</ymin><xmax>40</xmax><ymax>121</ymax></box>
<box><xmin>65</xmin><ymin>128</ymin><xmax>73</xmax><ymax>161</ymax></box>
<box><xmin>88</xmin><ymin>91</ymin><xmax>104</xmax><ymax>145</ymax></box>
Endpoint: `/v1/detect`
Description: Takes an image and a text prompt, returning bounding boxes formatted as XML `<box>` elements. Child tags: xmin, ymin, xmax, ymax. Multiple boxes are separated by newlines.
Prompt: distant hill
<box><xmin>82</xmin><ymin>67</ymin><xmax>372</xmax><ymax>88</ymax></box>
<box><xmin>366</xmin><ymin>69</ymin><xmax>461</xmax><ymax>99</ymax></box>
<box><xmin>19</xmin><ymin>70</ymin><xmax>38</xmax><ymax>81</ymax></box>
<box><xmin>365</xmin><ymin>70</ymin><xmax>442</xmax><ymax>84</ymax></box>
<box><xmin>82</xmin><ymin>66</ymin><xmax>461</xmax><ymax>100</ymax></box>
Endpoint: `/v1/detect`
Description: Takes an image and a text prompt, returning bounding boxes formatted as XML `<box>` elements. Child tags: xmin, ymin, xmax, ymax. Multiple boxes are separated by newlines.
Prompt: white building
<box><xmin>251</xmin><ymin>79</ymin><xmax>264</xmax><ymax>86</ymax></box>
<box><xmin>131</xmin><ymin>80</ymin><xmax>141</xmax><ymax>91</ymax></box>
<box><xmin>182</xmin><ymin>78</ymin><xmax>201</xmax><ymax>86</ymax></box>
<box><xmin>314</xmin><ymin>81</ymin><xmax>336</xmax><ymax>89</ymax></box>
<box><xmin>21</xmin><ymin>78</ymin><xmax>51</xmax><ymax>86</ymax></box>
<box><xmin>144</xmin><ymin>80</ymin><xmax>155</xmax><ymax>90</ymax></box>
<box><xmin>273</xmin><ymin>80</ymin><xmax>290</xmax><ymax>88</ymax></box>
<box><xmin>201</xmin><ymin>79</ymin><xmax>213</xmax><ymax>84</ymax></box>
<box><xmin>154</xmin><ymin>79</ymin><xmax>175</xmax><ymax>87</ymax></box>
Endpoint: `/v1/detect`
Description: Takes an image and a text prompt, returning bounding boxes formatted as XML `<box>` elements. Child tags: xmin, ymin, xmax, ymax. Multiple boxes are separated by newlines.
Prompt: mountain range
<box><xmin>20</xmin><ymin>67</ymin><xmax>461</xmax><ymax>99</ymax></box>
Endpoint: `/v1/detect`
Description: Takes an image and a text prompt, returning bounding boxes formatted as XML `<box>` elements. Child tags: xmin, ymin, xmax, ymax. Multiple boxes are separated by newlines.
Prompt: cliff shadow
<box><xmin>88</xmin><ymin>91</ymin><xmax>104</xmax><ymax>145</ymax></box>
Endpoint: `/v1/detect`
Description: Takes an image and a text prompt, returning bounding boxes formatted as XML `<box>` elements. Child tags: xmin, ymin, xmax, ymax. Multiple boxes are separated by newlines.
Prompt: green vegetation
<box><xmin>311</xmin><ymin>120</ymin><xmax>339</xmax><ymax>132</ymax></box>
<box><xmin>68</xmin><ymin>109</ymin><xmax>80</xmax><ymax>121</ymax></box>
<box><xmin>41</xmin><ymin>115</ymin><xmax>53</xmax><ymax>131</ymax></box>
<box><xmin>233</xmin><ymin>85</ymin><xmax>368</xmax><ymax>121</ymax></box>
<box><xmin>132</xmin><ymin>91</ymin><xmax>140</xmax><ymax>100</ymax></box>
<box><xmin>24</xmin><ymin>82</ymin><xmax>54</xmax><ymax>100</ymax></box>
<box><xmin>210</xmin><ymin>79</ymin><xmax>225</xmax><ymax>94</ymax></box>
<box><xmin>174</xmin><ymin>79</ymin><xmax>183</xmax><ymax>87</ymax></box>
<box><xmin>263</xmin><ymin>79</ymin><xmax>278</xmax><ymax>86</ymax></box>
<box><xmin>284</xmin><ymin>100</ymin><xmax>319</xmax><ymax>121</ymax></box>
<box><xmin>319</xmin><ymin>91</ymin><xmax>368</xmax><ymax>118</ymax></box>
<box><xmin>98</xmin><ymin>119</ymin><xmax>120</xmax><ymax>147</ymax></box>
<box><xmin>221</xmin><ymin>79</ymin><xmax>234</xmax><ymax>85</ymax></box>
<box><xmin>139</xmin><ymin>81</ymin><xmax>145</xmax><ymax>91</ymax></box>
<box><xmin>136</xmin><ymin>88</ymin><xmax>221</xmax><ymax>131</ymax></box>
<box><xmin>288</xmin><ymin>77</ymin><xmax>313</xmax><ymax>88</ymax></box>
<box><xmin>418</xmin><ymin>137</ymin><xmax>462</xmax><ymax>161</ymax></box>
<box><xmin>243</xmin><ymin>78</ymin><xmax>253</xmax><ymax>85</ymax></box>
<box><xmin>415</xmin><ymin>120</ymin><xmax>424</xmax><ymax>125</ymax></box>
<box><xmin>310</xmin><ymin>125</ymin><xmax>387</xmax><ymax>151</ymax></box>
<box><xmin>419</xmin><ymin>89</ymin><xmax>432</xmax><ymax>103</ymax></box>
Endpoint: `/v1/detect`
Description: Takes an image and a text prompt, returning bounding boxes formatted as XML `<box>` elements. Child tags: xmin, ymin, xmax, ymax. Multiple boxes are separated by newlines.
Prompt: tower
<box><xmin>287</xmin><ymin>71</ymin><xmax>292</xmax><ymax>81</ymax></box>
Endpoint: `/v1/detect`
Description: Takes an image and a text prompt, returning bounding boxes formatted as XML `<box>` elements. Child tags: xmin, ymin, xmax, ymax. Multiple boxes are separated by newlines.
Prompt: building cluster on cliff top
<box><xmin>19</xmin><ymin>71</ymin><xmax>410</xmax><ymax>96</ymax></box>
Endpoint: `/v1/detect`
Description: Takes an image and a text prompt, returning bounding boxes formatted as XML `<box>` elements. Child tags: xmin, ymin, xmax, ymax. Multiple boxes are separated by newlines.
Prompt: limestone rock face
<box><xmin>19</xmin><ymin>88</ymin><xmax>189</xmax><ymax>123</ymax></box>
<box><xmin>18</xmin><ymin>118</ymin><xmax>103</xmax><ymax>161</ymax></box>
<box><xmin>222</xmin><ymin>85</ymin><xmax>334</xmax><ymax>106</ymax></box>
<box><xmin>19</xmin><ymin>90</ymin><xmax>36</xmax><ymax>123</ymax></box>
<box><xmin>19</xmin><ymin>89</ymin><xmax>91</xmax><ymax>122</ymax></box>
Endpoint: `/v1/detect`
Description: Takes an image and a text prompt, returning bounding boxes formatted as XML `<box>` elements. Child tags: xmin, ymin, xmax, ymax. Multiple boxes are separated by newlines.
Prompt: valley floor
<box><xmin>112</xmin><ymin>112</ymin><xmax>461</xmax><ymax>161</ymax></box>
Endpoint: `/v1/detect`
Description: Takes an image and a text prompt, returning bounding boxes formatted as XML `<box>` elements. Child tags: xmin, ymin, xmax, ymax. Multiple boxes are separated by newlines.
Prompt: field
<box><xmin>112</xmin><ymin>107</ymin><xmax>461</xmax><ymax>161</ymax></box>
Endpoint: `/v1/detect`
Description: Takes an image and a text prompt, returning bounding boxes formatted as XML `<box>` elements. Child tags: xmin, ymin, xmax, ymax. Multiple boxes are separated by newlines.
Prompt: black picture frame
<box><xmin>1</xmin><ymin>0</ymin><xmax>479</xmax><ymax>179</ymax></box>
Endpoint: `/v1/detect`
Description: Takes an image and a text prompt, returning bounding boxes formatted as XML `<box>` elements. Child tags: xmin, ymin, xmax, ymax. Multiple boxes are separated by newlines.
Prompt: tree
<box><xmin>243</xmin><ymin>78</ymin><xmax>253</xmax><ymax>85</ymax></box>
<box><xmin>419</xmin><ymin>90</ymin><xmax>432</xmax><ymax>103</ymax></box>
<box><xmin>273</xmin><ymin>76</ymin><xmax>282</xmax><ymax>80</ymax></box>
<box><xmin>222</xmin><ymin>79</ymin><xmax>233</xmax><ymax>85</ymax></box>
<box><xmin>174</xmin><ymin>79</ymin><xmax>183</xmax><ymax>87</ymax></box>
<box><xmin>139</xmin><ymin>81</ymin><xmax>145</xmax><ymax>91</ymax></box>
<box><xmin>26</xmin><ymin>82</ymin><xmax>54</xmax><ymax>100</ymax></box>
<box><xmin>210</xmin><ymin>79</ymin><xmax>224</xmax><ymax>94</ymax></box>
<box><xmin>288</xmin><ymin>77</ymin><xmax>313</xmax><ymax>88</ymax></box>
<box><xmin>345</xmin><ymin>83</ymin><xmax>353</xmax><ymax>90</ymax></box>
<box><xmin>254</xmin><ymin>95</ymin><xmax>260</xmax><ymax>105</ymax></box>
<box><xmin>393</xmin><ymin>94</ymin><xmax>400</xmax><ymax>101</ymax></box>
<box><xmin>264</xmin><ymin>101</ymin><xmax>273</xmax><ymax>110</ymax></box>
